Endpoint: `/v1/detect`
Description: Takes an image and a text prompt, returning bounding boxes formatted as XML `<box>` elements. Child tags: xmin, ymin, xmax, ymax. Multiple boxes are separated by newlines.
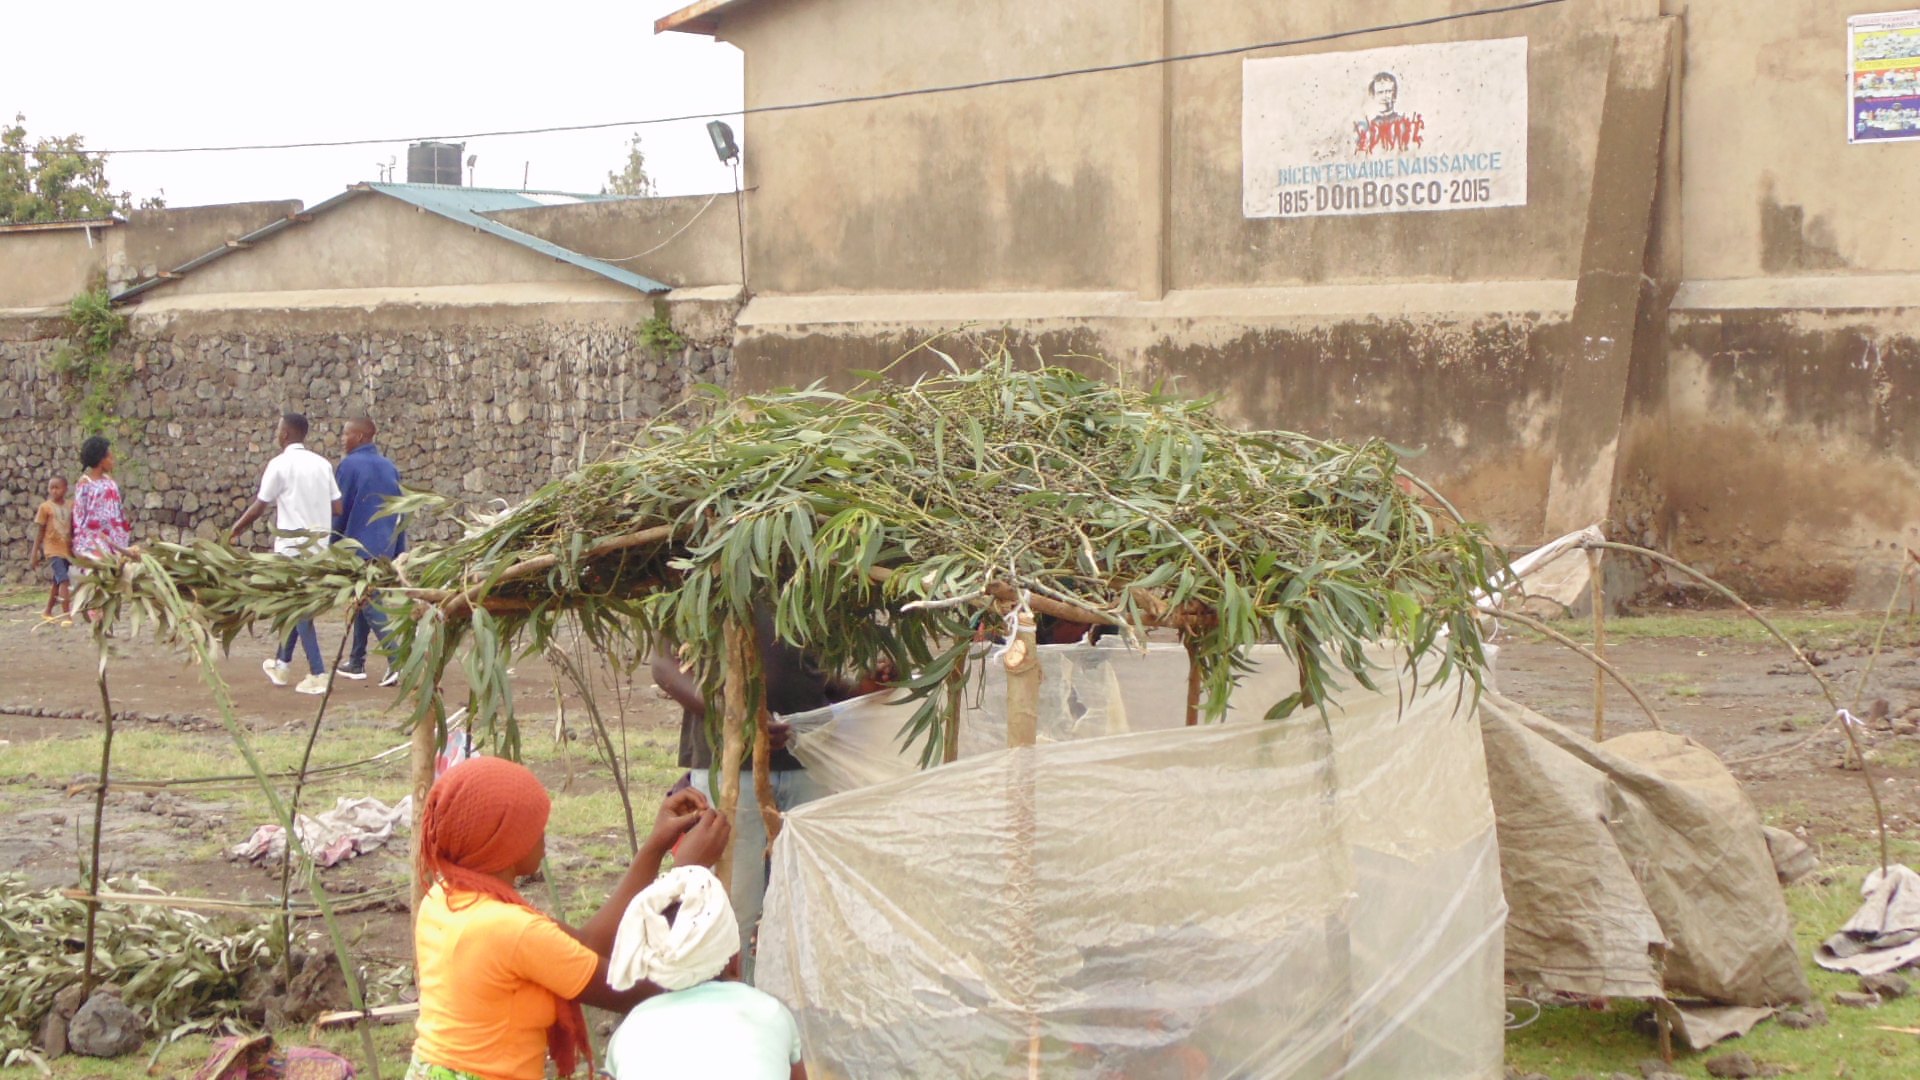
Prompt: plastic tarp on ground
<box><xmin>760</xmin><ymin>643</ymin><xmax>1506</xmax><ymax>1079</ymax></box>
<box><xmin>1479</xmin><ymin>690</ymin><xmax>1810</xmax><ymax>1045</ymax></box>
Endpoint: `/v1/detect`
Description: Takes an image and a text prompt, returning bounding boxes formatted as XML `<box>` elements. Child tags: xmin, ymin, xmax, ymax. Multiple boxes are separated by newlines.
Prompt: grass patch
<box><xmin>1505</xmin><ymin>866</ymin><xmax>1920</xmax><ymax>1078</ymax></box>
<box><xmin>1522</xmin><ymin>611</ymin><xmax>1920</xmax><ymax>650</ymax></box>
<box><xmin>39</xmin><ymin>1021</ymin><xmax>419</xmax><ymax>1080</ymax></box>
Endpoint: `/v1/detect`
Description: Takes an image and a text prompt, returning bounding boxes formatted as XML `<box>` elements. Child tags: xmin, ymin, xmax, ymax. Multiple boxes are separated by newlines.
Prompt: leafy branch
<box><xmin>49</xmin><ymin>288</ymin><xmax>130</xmax><ymax>435</ymax></box>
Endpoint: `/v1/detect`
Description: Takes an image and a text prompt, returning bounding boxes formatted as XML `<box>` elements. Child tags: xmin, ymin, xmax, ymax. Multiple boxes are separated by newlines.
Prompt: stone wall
<box><xmin>0</xmin><ymin>308</ymin><xmax>733</xmax><ymax>582</ymax></box>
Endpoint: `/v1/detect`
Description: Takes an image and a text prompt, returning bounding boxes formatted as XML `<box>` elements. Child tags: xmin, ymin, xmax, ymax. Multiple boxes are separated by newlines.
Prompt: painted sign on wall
<box><xmin>1850</xmin><ymin>10</ymin><xmax>1920</xmax><ymax>143</ymax></box>
<box><xmin>1243</xmin><ymin>38</ymin><xmax>1529</xmax><ymax>218</ymax></box>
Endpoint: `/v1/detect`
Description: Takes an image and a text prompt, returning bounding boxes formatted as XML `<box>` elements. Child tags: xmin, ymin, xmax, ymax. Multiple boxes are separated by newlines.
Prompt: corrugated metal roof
<box><xmin>369</xmin><ymin>184</ymin><xmax>668</xmax><ymax>293</ymax></box>
<box><xmin>111</xmin><ymin>183</ymin><xmax>667</xmax><ymax>303</ymax></box>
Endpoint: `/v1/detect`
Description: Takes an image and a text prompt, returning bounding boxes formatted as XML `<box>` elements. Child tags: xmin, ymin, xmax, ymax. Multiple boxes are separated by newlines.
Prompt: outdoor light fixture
<box><xmin>707</xmin><ymin>120</ymin><xmax>740</xmax><ymax>164</ymax></box>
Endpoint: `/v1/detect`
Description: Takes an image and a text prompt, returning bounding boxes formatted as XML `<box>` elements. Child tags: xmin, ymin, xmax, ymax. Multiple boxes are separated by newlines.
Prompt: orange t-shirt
<box><xmin>34</xmin><ymin>500</ymin><xmax>71</xmax><ymax>559</ymax></box>
<box><xmin>412</xmin><ymin>886</ymin><xmax>600</xmax><ymax>1080</ymax></box>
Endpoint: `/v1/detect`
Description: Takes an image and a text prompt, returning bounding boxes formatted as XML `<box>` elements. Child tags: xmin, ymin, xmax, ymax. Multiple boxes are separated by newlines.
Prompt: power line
<box><xmin>1</xmin><ymin>0</ymin><xmax>1565</xmax><ymax>157</ymax></box>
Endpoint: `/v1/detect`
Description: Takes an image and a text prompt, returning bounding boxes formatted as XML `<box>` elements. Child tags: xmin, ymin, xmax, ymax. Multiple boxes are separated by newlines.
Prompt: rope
<box><xmin>597</xmin><ymin>194</ymin><xmax>721</xmax><ymax>262</ymax></box>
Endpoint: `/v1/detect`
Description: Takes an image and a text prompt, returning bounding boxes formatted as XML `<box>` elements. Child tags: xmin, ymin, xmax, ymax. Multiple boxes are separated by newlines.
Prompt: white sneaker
<box><xmin>263</xmin><ymin>658</ymin><xmax>291</xmax><ymax>687</ymax></box>
<box><xmin>294</xmin><ymin>672</ymin><xmax>331</xmax><ymax>695</ymax></box>
<box><xmin>379</xmin><ymin>668</ymin><xmax>401</xmax><ymax>688</ymax></box>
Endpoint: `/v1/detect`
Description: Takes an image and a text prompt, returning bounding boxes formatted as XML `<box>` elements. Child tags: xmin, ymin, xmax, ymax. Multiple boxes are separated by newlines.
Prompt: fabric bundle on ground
<box><xmin>227</xmin><ymin>796</ymin><xmax>413</xmax><ymax>868</ymax></box>
<box><xmin>1816</xmin><ymin>864</ymin><xmax>1920</xmax><ymax>976</ymax></box>
<box><xmin>609</xmin><ymin>866</ymin><xmax>739</xmax><ymax>992</ymax></box>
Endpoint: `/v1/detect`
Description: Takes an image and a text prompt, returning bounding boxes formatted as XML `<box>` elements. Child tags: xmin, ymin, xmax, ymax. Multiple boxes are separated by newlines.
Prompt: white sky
<box><xmin>2</xmin><ymin>0</ymin><xmax>744</xmax><ymax>209</ymax></box>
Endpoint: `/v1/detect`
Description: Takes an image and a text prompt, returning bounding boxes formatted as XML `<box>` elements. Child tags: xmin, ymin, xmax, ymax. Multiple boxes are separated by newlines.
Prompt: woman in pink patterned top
<box><xmin>71</xmin><ymin>436</ymin><xmax>132</xmax><ymax>562</ymax></box>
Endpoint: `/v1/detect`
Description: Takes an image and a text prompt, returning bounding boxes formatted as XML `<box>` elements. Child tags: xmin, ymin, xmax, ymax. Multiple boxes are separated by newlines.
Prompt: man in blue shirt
<box><xmin>332</xmin><ymin>417</ymin><xmax>407</xmax><ymax>686</ymax></box>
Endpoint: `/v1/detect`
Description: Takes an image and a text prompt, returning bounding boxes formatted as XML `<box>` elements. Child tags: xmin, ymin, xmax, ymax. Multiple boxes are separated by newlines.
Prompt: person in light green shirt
<box><xmin>605</xmin><ymin>866</ymin><xmax>806</xmax><ymax>1080</ymax></box>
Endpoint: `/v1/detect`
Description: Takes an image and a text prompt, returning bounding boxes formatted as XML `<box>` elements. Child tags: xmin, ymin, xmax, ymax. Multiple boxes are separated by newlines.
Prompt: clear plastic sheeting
<box><xmin>761</xmin><ymin>645</ymin><xmax>1505</xmax><ymax>1080</ymax></box>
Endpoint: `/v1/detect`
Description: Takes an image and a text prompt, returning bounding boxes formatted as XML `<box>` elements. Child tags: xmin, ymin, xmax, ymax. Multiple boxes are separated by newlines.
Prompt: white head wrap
<box><xmin>608</xmin><ymin>865</ymin><xmax>740</xmax><ymax>992</ymax></box>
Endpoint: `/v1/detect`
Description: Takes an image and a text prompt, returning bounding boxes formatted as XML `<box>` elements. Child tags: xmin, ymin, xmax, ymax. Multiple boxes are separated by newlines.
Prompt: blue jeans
<box><xmin>689</xmin><ymin>765</ymin><xmax>828</xmax><ymax>983</ymax></box>
<box><xmin>277</xmin><ymin>621</ymin><xmax>324</xmax><ymax>676</ymax></box>
<box><xmin>350</xmin><ymin>602</ymin><xmax>390</xmax><ymax>668</ymax></box>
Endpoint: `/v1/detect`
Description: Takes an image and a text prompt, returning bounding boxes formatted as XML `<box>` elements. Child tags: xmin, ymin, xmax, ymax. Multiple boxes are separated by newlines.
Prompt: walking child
<box><xmin>29</xmin><ymin>476</ymin><xmax>73</xmax><ymax>625</ymax></box>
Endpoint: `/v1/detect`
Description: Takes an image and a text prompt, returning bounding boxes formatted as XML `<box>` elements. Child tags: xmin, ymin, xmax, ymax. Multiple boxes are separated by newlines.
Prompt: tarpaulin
<box><xmin>763</xmin><ymin>644</ymin><xmax>1505</xmax><ymax>1079</ymax></box>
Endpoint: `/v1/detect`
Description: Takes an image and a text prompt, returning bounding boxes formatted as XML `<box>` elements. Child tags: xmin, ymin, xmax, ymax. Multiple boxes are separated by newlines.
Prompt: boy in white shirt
<box><xmin>606</xmin><ymin>865</ymin><xmax>806</xmax><ymax>1080</ymax></box>
<box><xmin>228</xmin><ymin>413</ymin><xmax>342</xmax><ymax>695</ymax></box>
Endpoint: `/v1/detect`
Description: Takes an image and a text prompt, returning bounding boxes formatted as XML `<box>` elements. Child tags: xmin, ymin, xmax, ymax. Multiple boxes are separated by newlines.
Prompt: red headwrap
<box><xmin>419</xmin><ymin>757</ymin><xmax>592</xmax><ymax>1077</ymax></box>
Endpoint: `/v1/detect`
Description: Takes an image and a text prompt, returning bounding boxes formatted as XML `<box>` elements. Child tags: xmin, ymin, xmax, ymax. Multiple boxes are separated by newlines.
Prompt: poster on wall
<box><xmin>1850</xmin><ymin>10</ymin><xmax>1920</xmax><ymax>143</ymax></box>
<box><xmin>1242</xmin><ymin>37</ymin><xmax>1529</xmax><ymax>219</ymax></box>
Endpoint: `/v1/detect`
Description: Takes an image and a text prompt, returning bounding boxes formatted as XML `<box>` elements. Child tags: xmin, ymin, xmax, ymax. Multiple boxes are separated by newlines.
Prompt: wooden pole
<box><xmin>752</xmin><ymin>692</ymin><xmax>780</xmax><ymax>849</ymax></box>
<box><xmin>81</xmin><ymin>655</ymin><xmax>117</xmax><ymax>998</ymax></box>
<box><xmin>1183</xmin><ymin>634</ymin><xmax>1202</xmax><ymax>726</ymax></box>
<box><xmin>1002</xmin><ymin>620</ymin><xmax>1042</xmax><ymax>1080</ymax></box>
<box><xmin>408</xmin><ymin>693</ymin><xmax>440</xmax><ymax>915</ymax></box>
<box><xmin>942</xmin><ymin>660</ymin><xmax>966</xmax><ymax>764</ymax></box>
<box><xmin>1590</xmin><ymin>548</ymin><xmax>1606</xmax><ymax>742</ymax></box>
<box><xmin>718</xmin><ymin>620</ymin><xmax>752</xmax><ymax>895</ymax></box>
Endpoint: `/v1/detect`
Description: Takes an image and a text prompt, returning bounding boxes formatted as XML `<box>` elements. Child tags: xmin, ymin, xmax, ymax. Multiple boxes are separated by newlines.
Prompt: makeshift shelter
<box><xmin>77</xmin><ymin>357</ymin><xmax>1513</xmax><ymax>1075</ymax></box>
<box><xmin>762</xmin><ymin>643</ymin><xmax>1506</xmax><ymax>1079</ymax></box>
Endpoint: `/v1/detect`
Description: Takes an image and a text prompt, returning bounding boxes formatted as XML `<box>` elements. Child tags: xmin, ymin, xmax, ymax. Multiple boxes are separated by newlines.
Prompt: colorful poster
<box><xmin>1850</xmin><ymin>10</ymin><xmax>1920</xmax><ymax>143</ymax></box>
<box><xmin>1242</xmin><ymin>37</ymin><xmax>1529</xmax><ymax>219</ymax></box>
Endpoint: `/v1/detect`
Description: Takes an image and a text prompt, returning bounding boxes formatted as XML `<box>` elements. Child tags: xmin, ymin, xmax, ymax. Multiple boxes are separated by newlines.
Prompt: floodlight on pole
<box><xmin>706</xmin><ymin>120</ymin><xmax>740</xmax><ymax>164</ymax></box>
<box><xmin>709</xmin><ymin>120</ymin><xmax>748</xmax><ymax>291</ymax></box>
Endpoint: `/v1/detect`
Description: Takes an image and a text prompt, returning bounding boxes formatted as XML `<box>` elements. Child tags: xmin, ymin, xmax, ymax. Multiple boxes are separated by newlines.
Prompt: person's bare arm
<box><xmin>791</xmin><ymin>1063</ymin><xmax>808</xmax><ymax>1080</ymax></box>
<box><xmin>565</xmin><ymin>796</ymin><xmax>732</xmax><ymax>1012</ymax></box>
<box><xmin>331</xmin><ymin>498</ymin><xmax>343</xmax><ymax>518</ymax></box>
<box><xmin>229</xmin><ymin>499</ymin><xmax>272</xmax><ymax>541</ymax></box>
<box><xmin>651</xmin><ymin>648</ymin><xmax>707</xmax><ymax>718</ymax></box>
<box><xmin>566</xmin><ymin>792</ymin><xmax>730</xmax><ymax>955</ymax></box>
<box><xmin>30</xmin><ymin>517</ymin><xmax>47</xmax><ymax>567</ymax></box>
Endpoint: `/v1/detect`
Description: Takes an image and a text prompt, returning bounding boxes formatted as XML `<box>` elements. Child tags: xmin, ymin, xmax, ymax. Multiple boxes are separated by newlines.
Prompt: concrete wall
<box><xmin>692</xmin><ymin>0</ymin><xmax>1920</xmax><ymax>601</ymax></box>
<box><xmin>715</xmin><ymin>0</ymin><xmax>1666</xmax><ymax>549</ymax></box>
<box><xmin>0</xmin><ymin>202</ymin><xmax>300</xmax><ymax>311</ymax></box>
<box><xmin>161</xmin><ymin>194</ymin><xmax>622</xmax><ymax>297</ymax></box>
<box><xmin>486</xmin><ymin>194</ymin><xmax>743</xmax><ymax>288</ymax></box>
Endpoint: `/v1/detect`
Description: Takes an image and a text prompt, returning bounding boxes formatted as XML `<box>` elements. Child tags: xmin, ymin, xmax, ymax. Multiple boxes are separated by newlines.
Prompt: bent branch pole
<box><xmin>1497</xmin><ymin>609</ymin><xmax>1667</xmax><ymax>733</ymax></box>
<box><xmin>440</xmin><ymin>524</ymin><xmax>676</xmax><ymax>619</ymax></box>
<box><xmin>1575</xmin><ymin>540</ymin><xmax>1839</xmax><ymax>712</ymax></box>
<box><xmin>1578</xmin><ymin>538</ymin><xmax>1890</xmax><ymax>871</ymax></box>
<box><xmin>81</xmin><ymin>653</ymin><xmax>117</xmax><ymax>998</ymax></box>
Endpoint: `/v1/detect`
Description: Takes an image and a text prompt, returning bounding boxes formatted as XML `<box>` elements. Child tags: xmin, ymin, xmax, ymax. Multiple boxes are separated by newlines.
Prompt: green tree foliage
<box><xmin>601</xmin><ymin>132</ymin><xmax>657</xmax><ymax>197</ymax></box>
<box><xmin>0</xmin><ymin>113</ymin><xmax>152</xmax><ymax>223</ymax></box>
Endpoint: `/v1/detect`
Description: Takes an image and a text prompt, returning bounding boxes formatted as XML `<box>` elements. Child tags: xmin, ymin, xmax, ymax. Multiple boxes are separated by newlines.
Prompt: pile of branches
<box><xmin>0</xmin><ymin>878</ymin><xmax>279</xmax><ymax>1064</ymax></box>
<box><xmin>80</xmin><ymin>351</ymin><xmax>1504</xmax><ymax>760</ymax></box>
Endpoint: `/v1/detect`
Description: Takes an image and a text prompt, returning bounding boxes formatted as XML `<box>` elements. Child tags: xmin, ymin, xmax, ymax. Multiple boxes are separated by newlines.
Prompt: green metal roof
<box><xmin>370</xmin><ymin>184</ymin><xmax>669</xmax><ymax>293</ymax></box>
<box><xmin>112</xmin><ymin>182</ymin><xmax>668</xmax><ymax>303</ymax></box>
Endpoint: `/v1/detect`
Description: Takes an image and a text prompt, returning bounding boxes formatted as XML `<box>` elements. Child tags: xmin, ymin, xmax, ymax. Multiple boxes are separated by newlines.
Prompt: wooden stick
<box><xmin>752</xmin><ymin>686</ymin><xmax>781</xmax><ymax>850</ymax></box>
<box><xmin>1002</xmin><ymin>621</ymin><xmax>1042</xmax><ymax>1078</ymax></box>
<box><xmin>439</xmin><ymin>524</ymin><xmax>676</xmax><ymax>618</ymax></box>
<box><xmin>1183</xmin><ymin>635</ymin><xmax>1202</xmax><ymax>727</ymax></box>
<box><xmin>314</xmin><ymin>1003</ymin><xmax>420</xmax><ymax>1029</ymax></box>
<box><xmin>1498</xmin><ymin>609</ymin><xmax>1667</xmax><ymax>732</ymax></box>
<box><xmin>1589</xmin><ymin>548</ymin><xmax>1606</xmax><ymax>742</ymax></box>
<box><xmin>408</xmin><ymin>693</ymin><xmax>441</xmax><ymax>915</ymax></box>
<box><xmin>63</xmin><ymin>887</ymin><xmax>404</xmax><ymax>916</ymax></box>
<box><xmin>82</xmin><ymin>654</ymin><xmax>116</xmax><ymax>998</ymax></box>
<box><xmin>864</xmin><ymin>565</ymin><xmax>1210</xmax><ymax>632</ymax></box>
<box><xmin>718</xmin><ymin>620</ymin><xmax>751</xmax><ymax>895</ymax></box>
<box><xmin>942</xmin><ymin>660</ymin><xmax>966</xmax><ymax>764</ymax></box>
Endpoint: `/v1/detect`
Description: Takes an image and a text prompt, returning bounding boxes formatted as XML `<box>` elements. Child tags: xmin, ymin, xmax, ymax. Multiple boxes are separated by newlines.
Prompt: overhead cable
<box><xmin>0</xmin><ymin>0</ymin><xmax>1566</xmax><ymax>157</ymax></box>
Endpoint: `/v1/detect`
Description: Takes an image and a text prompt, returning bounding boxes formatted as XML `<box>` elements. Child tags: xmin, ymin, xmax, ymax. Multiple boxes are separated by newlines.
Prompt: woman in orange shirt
<box><xmin>410</xmin><ymin>757</ymin><xmax>730</xmax><ymax>1080</ymax></box>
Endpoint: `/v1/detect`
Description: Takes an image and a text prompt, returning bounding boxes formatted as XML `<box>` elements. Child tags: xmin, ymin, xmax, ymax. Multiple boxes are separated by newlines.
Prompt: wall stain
<box><xmin>1760</xmin><ymin>180</ymin><xmax>1847</xmax><ymax>273</ymax></box>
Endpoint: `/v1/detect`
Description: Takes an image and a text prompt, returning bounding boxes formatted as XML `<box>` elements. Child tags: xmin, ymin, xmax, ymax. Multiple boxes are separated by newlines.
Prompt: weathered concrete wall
<box><xmin>0</xmin><ymin>300</ymin><xmax>733</xmax><ymax>583</ymax></box>
<box><xmin>486</xmin><ymin>195</ymin><xmax>742</xmax><ymax>289</ymax></box>
<box><xmin>0</xmin><ymin>202</ymin><xmax>300</xmax><ymax>311</ymax></box>
<box><xmin>735</xmin><ymin>299</ymin><xmax>1569</xmax><ymax>544</ymax></box>
<box><xmin>162</xmin><ymin>194</ymin><xmax>620</xmax><ymax>297</ymax></box>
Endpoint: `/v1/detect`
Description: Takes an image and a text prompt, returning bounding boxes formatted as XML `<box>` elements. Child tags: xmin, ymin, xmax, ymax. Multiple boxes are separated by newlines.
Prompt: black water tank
<box><xmin>407</xmin><ymin>142</ymin><xmax>464</xmax><ymax>185</ymax></box>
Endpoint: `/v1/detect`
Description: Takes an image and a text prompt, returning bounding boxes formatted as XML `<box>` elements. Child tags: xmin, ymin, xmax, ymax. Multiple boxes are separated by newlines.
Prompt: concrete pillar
<box><xmin>1543</xmin><ymin>18</ymin><xmax>1676</xmax><ymax>537</ymax></box>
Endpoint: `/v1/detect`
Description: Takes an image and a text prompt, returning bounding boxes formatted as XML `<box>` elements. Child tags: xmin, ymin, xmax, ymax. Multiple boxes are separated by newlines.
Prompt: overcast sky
<box><xmin>4</xmin><ymin>1</ymin><xmax>744</xmax><ymax>209</ymax></box>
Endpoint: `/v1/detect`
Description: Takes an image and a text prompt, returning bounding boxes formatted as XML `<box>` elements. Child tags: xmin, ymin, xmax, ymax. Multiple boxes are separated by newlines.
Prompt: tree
<box><xmin>601</xmin><ymin>133</ymin><xmax>657</xmax><ymax>197</ymax></box>
<box><xmin>0</xmin><ymin>114</ymin><xmax>154</xmax><ymax>223</ymax></box>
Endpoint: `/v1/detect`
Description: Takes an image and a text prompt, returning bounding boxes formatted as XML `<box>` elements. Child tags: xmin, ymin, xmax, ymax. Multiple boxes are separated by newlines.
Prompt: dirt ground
<box><xmin>0</xmin><ymin>593</ymin><xmax>686</xmax><ymax>1002</ymax></box>
<box><xmin>5</xmin><ymin>589</ymin><xmax>1919</xmax><ymax>1076</ymax></box>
